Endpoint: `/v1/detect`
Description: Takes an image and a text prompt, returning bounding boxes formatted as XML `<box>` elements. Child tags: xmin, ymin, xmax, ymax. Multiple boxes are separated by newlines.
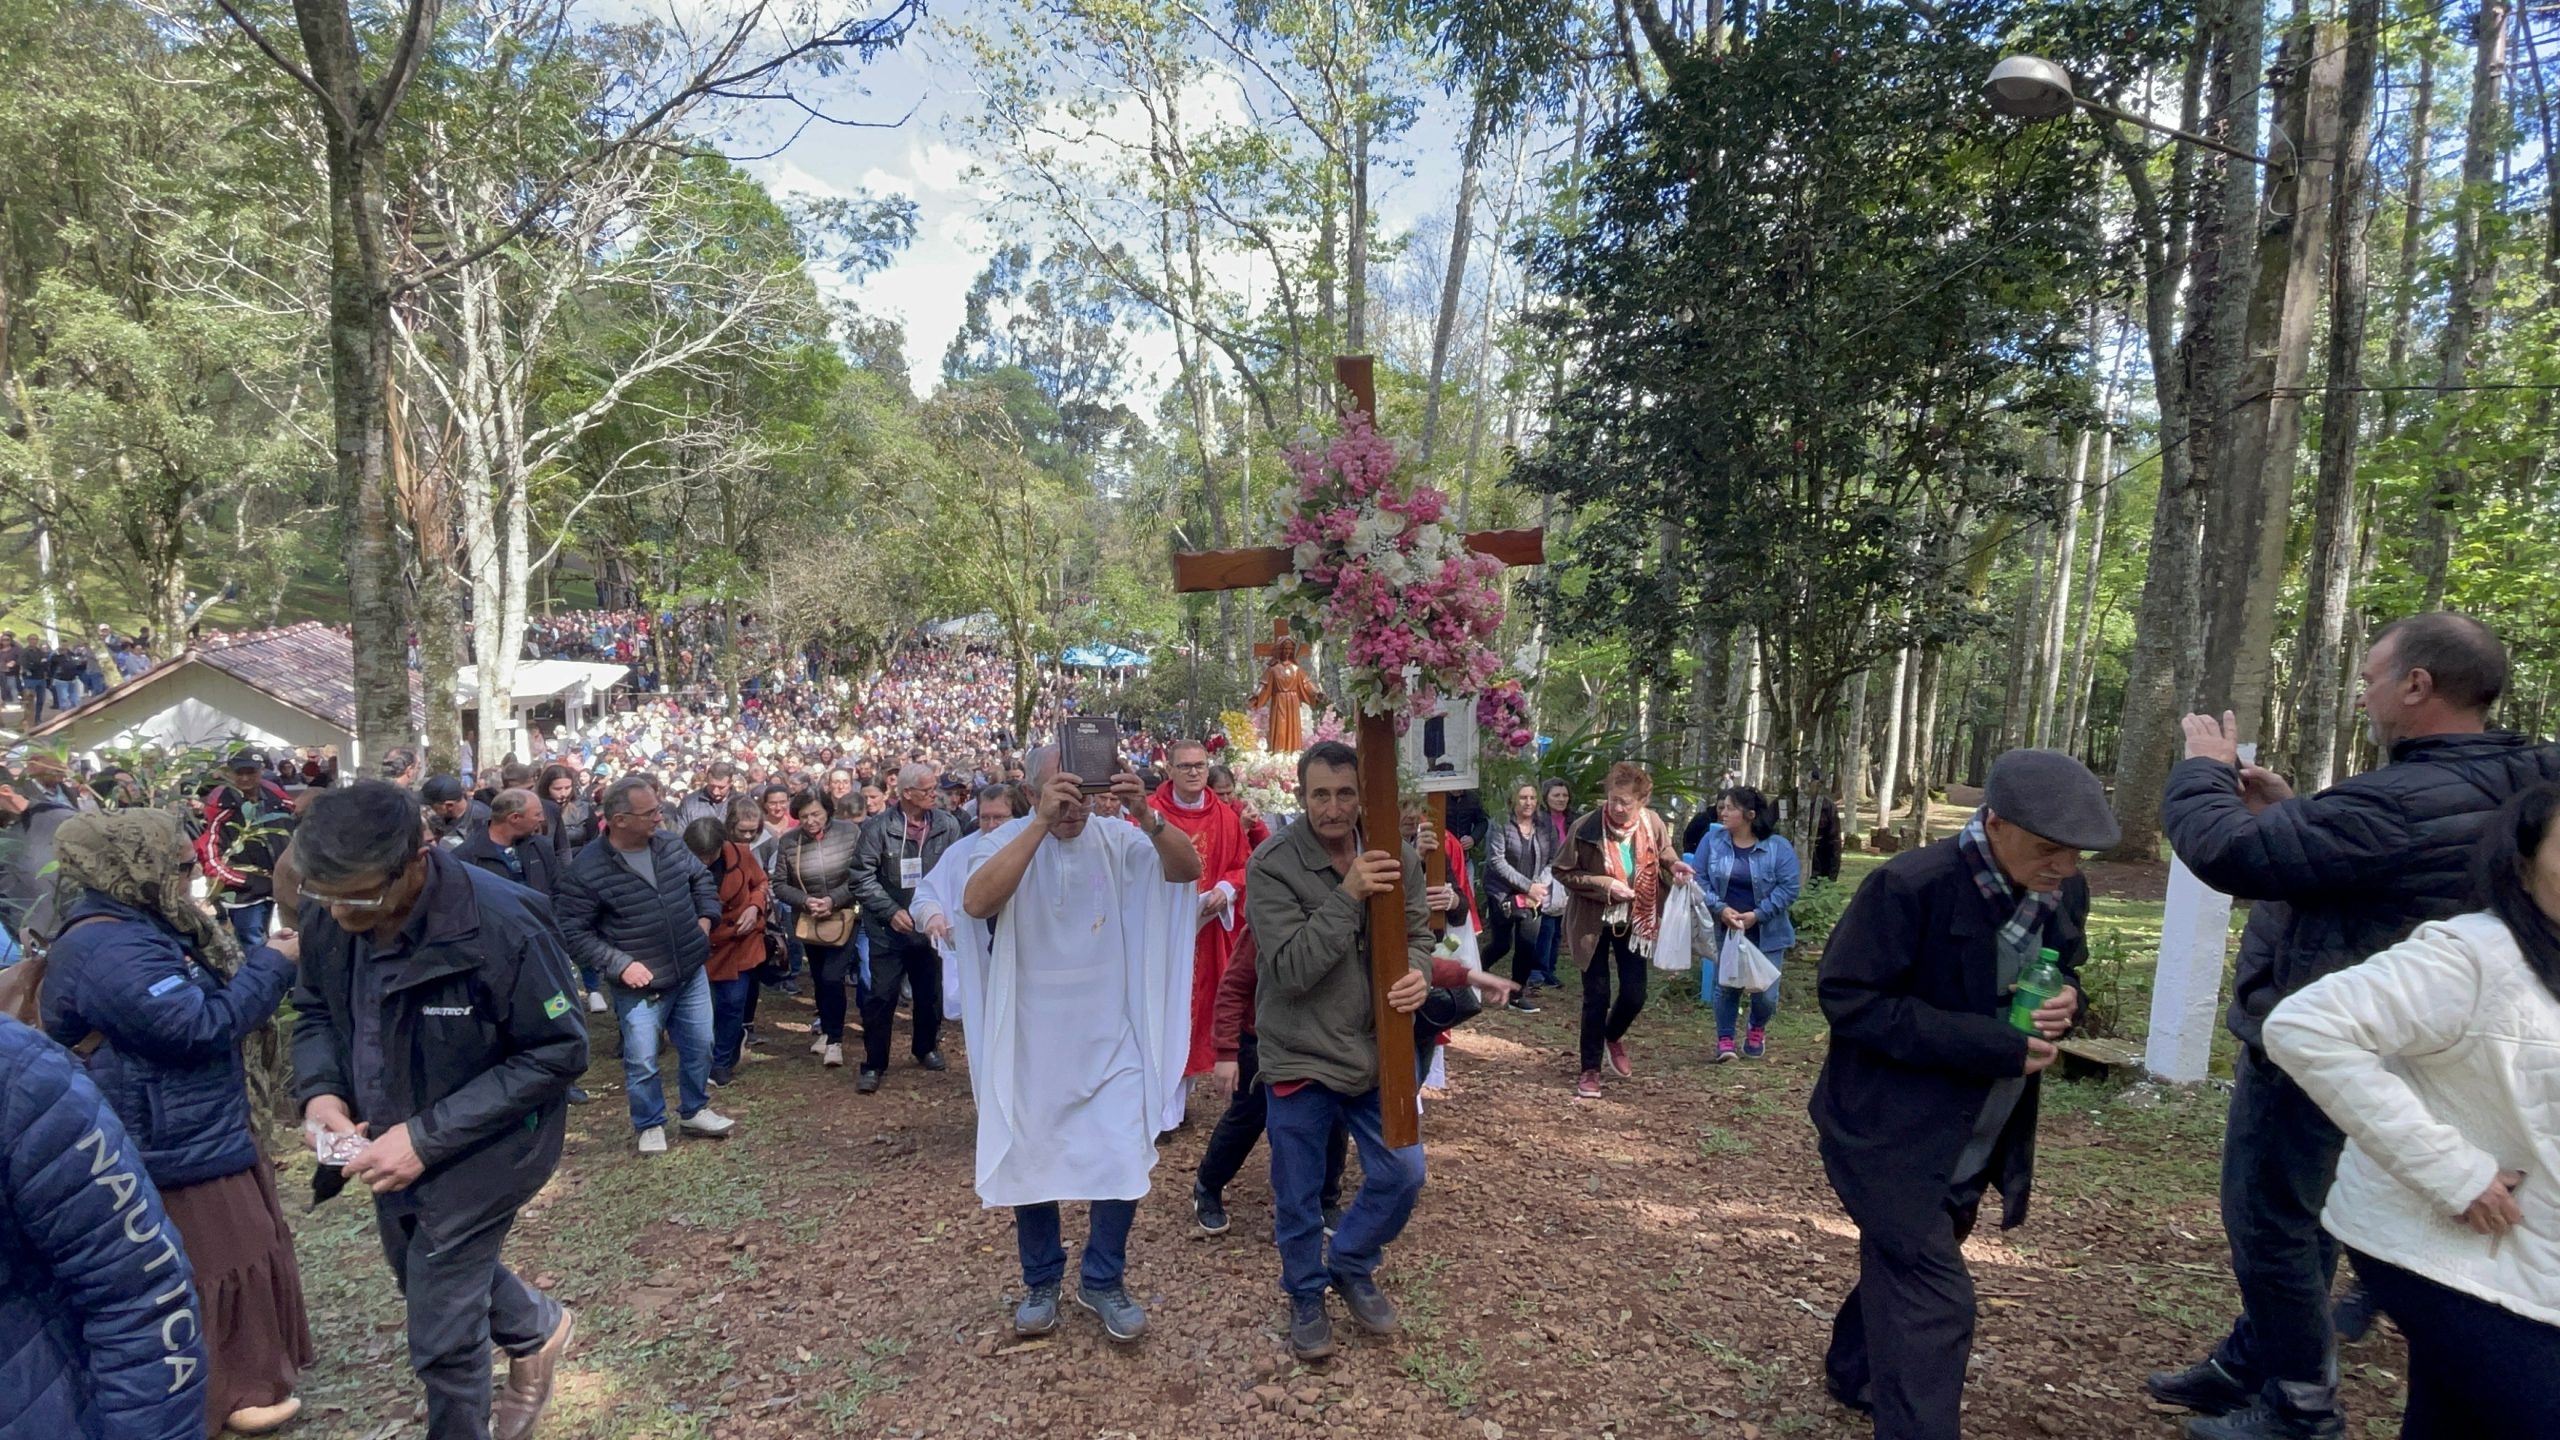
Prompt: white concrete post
<box><xmin>2145</xmin><ymin>744</ymin><xmax>2251</xmax><ymax>1083</ymax></box>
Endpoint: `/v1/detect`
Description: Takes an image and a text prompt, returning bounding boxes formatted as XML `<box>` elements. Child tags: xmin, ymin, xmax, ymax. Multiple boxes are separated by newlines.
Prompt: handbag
<box><xmin>1717</xmin><ymin>929</ymin><xmax>1781</xmax><ymax>994</ymax></box>
<box><xmin>1687</xmin><ymin>881</ymin><xmax>1719</xmax><ymax>962</ymax></box>
<box><xmin>790</xmin><ymin>842</ymin><xmax>855</xmax><ymax>947</ymax></box>
<box><xmin>752</xmin><ymin>927</ymin><xmax>792</xmax><ymax>985</ymax></box>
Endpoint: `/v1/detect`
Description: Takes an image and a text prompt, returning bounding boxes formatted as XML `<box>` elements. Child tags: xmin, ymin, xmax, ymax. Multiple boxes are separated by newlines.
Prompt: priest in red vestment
<box><xmin>1148</xmin><ymin>738</ymin><xmax>1254</xmax><ymax>1130</ymax></box>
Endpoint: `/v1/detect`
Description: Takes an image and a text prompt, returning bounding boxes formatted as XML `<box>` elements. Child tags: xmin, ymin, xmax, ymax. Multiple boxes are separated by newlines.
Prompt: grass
<box><xmin>1698</xmin><ymin>1126</ymin><xmax>1754</xmax><ymax>1156</ymax></box>
<box><xmin>1397</xmin><ymin>1338</ymin><xmax>1487</xmax><ymax>1410</ymax></box>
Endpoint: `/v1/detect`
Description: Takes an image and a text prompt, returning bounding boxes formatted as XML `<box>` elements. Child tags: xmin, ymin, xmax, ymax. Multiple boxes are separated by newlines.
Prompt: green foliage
<box><xmin>1482</xmin><ymin>714</ymin><xmax>1713</xmax><ymax>813</ymax></box>
<box><xmin>0</xmin><ymin>0</ymin><xmax>327</xmax><ymax>639</ymax></box>
<box><xmin>1516</xmin><ymin>0</ymin><xmax>2116</xmax><ymax>784</ymax></box>
<box><xmin>1786</xmin><ymin>876</ymin><xmax>1852</xmax><ymax>951</ymax></box>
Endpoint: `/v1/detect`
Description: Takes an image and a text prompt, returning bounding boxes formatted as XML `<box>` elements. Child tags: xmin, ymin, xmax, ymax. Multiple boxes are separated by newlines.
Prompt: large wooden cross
<box><xmin>1171</xmin><ymin>356</ymin><xmax>1544</xmax><ymax>1147</ymax></box>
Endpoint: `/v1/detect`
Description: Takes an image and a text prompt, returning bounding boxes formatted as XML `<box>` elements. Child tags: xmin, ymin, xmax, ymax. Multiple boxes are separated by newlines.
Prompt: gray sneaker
<box><xmin>1013</xmin><ymin>1283</ymin><xmax>1060</xmax><ymax>1337</ymax></box>
<box><xmin>1075</xmin><ymin>1284</ymin><xmax>1148</xmax><ymax>1343</ymax></box>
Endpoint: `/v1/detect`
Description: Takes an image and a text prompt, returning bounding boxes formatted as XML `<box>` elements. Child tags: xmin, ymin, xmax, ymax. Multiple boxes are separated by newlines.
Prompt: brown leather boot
<box><xmin>492</xmin><ymin>1306</ymin><xmax>574</xmax><ymax>1440</ymax></box>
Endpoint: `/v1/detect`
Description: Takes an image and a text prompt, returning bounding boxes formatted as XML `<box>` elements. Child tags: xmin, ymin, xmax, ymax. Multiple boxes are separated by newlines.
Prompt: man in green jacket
<box><xmin>1244</xmin><ymin>739</ymin><xmax>1433</xmax><ymax>1363</ymax></box>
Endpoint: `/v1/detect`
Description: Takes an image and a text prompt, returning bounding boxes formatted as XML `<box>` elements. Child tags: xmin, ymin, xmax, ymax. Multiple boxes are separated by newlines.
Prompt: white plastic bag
<box><xmin>1651</xmin><ymin>882</ymin><xmax>1696</xmax><ymax>972</ymax></box>
<box><xmin>1434</xmin><ymin>917</ymin><xmax>1484</xmax><ymax>973</ymax></box>
<box><xmin>1717</xmin><ymin>929</ymin><xmax>1782</xmax><ymax>993</ymax></box>
<box><xmin>1685</xmin><ymin>882</ymin><xmax>1718</xmax><ymax>961</ymax></box>
<box><xmin>1535</xmin><ymin>865</ymin><xmax>1568</xmax><ymax>917</ymax></box>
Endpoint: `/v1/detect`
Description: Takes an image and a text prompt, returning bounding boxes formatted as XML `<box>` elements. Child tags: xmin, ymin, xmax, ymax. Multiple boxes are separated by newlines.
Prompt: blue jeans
<box><xmin>612</xmin><ymin>968</ymin><xmax>713</xmax><ymax>1132</ymax></box>
<box><xmin>50</xmin><ymin>680</ymin><xmax>79</xmax><ymax>713</ymax></box>
<box><xmin>1710</xmin><ymin>946</ymin><xmax>1787</xmax><ymax>1038</ymax></box>
<box><xmin>709</xmin><ymin>975</ymin><xmax>754</xmax><ymax>1070</ymax></box>
<box><xmin>1533</xmin><ymin>913</ymin><xmax>1563</xmax><ymax>983</ymax></box>
<box><xmin>225</xmin><ymin>901</ymin><xmax>273</xmax><ymax>950</ymax></box>
<box><xmin>1268</xmin><ymin>1083</ymin><xmax>1425</xmax><ymax>1300</ymax></box>
<box><xmin>1014</xmin><ymin>1199</ymin><xmax>1136</xmax><ymax>1290</ymax></box>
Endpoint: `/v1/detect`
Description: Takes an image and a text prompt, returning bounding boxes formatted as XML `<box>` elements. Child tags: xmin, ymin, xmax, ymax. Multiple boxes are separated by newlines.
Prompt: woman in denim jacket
<box><xmin>1688</xmin><ymin>786</ymin><xmax>1801</xmax><ymax>1061</ymax></box>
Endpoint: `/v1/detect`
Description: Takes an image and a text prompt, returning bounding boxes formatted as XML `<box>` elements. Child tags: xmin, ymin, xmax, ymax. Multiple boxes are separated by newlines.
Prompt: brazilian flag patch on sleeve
<box><xmin>543</xmin><ymin>992</ymin><xmax>572</xmax><ymax>1019</ymax></box>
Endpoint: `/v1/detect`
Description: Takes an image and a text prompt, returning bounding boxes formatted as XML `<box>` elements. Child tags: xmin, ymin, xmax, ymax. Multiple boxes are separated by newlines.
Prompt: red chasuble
<box><xmin>1148</xmin><ymin>781</ymin><xmax>1253</xmax><ymax>1077</ymax></box>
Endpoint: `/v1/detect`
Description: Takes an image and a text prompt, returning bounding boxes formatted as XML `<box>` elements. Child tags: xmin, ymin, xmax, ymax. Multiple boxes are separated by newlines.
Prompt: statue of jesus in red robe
<box><xmin>1147</xmin><ymin>739</ymin><xmax>1255</xmax><ymax>1124</ymax></box>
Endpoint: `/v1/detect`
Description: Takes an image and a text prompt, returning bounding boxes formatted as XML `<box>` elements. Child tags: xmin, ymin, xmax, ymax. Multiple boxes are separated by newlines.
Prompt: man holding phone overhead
<box><xmin>950</xmin><ymin>745</ymin><xmax>1200</xmax><ymax>1344</ymax></box>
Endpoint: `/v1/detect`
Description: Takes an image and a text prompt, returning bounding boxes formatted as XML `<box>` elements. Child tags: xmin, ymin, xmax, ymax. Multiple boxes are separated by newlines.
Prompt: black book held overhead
<box><xmin>1060</xmin><ymin>716</ymin><xmax>1121</xmax><ymax>791</ymax></box>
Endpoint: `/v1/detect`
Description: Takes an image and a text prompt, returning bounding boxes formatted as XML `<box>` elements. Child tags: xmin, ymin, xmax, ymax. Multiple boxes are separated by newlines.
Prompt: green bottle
<box><xmin>2010</xmin><ymin>948</ymin><xmax>2065</xmax><ymax>1034</ymax></box>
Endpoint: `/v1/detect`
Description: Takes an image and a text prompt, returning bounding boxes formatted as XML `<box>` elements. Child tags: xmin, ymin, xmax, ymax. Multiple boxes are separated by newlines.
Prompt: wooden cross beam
<box><xmin>1167</xmin><ymin>355</ymin><xmax>1544</xmax><ymax>1150</ymax></box>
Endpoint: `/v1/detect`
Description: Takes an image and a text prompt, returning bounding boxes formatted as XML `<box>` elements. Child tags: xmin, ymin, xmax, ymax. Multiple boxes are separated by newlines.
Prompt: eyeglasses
<box><xmin>1171</xmin><ymin>761</ymin><xmax>1209</xmax><ymax>771</ymax></box>
<box><xmin>618</xmin><ymin>806</ymin><xmax>663</xmax><ymax>823</ymax></box>
<box><xmin>307</xmin><ymin>869</ymin><xmax>408</xmax><ymax>912</ymax></box>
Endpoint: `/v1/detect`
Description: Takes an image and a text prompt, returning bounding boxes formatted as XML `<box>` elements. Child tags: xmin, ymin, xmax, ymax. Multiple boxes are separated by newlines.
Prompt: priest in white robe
<box><xmin>951</xmin><ymin>750</ymin><xmax>1199</xmax><ymax>1344</ymax></box>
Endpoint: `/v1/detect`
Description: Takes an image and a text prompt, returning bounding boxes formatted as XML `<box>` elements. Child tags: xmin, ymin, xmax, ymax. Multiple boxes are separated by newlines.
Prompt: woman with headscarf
<box><xmin>37</xmin><ymin>809</ymin><xmax>311</xmax><ymax>1437</ymax></box>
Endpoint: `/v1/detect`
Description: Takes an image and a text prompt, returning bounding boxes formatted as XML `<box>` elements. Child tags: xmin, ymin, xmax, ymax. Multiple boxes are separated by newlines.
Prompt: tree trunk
<box><xmin>1737</xmin><ymin>628</ymin><xmax>1766</xmax><ymax>787</ymax></box>
<box><xmin>1901</xmin><ymin>646</ymin><xmax>1944</xmax><ymax>846</ymax></box>
<box><xmin>2034</xmin><ymin>430</ymin><xmax>2090</xmax><ymax>749</ymax></box>
<box><xmin>1839</xmin><ymin>662</ymin><xmax>1871</xmax><ymax>836</ymax></box>
<box><xmin>1876</xmin><ymin>640</ymin><xmax>1911</xmax><ymax>825</ymax></box>
<box><xmin>390</xmin><ymin>378</ymin><xmax>465</xmax><ymax>776</ymax></box>
<box><xmin>2205</xmin><ymin>21</ymin><xmax>2344</xmax><ymax>741</ymax></box>
<box><xmin>285</xmin><ymin>0</ymin><xmax>438</xmax><ymax>765</ymax></box>
<box><xmin>2419</xmin><ymin>0</ymin><xmax>2511</xmax><ymax>604</ymax></box>
<box><xmin>1690</xmin><ymin>624</ymin><xmax>1731</xmax><ymax>780</ymax></box>
<box><xmin>2380</xmin><ymin>46</ymin><xmax>2436</xmax><ymax>445</ymax></box>
<box><xmin>2064</xmin><ymin>428</ymin><xmax>2114</xmax><ymax>755</ymax></box>
<box><xmin>1345</xmin><ymin>71</ymin><xmax>1372</xmax><ymax>353</ymax></box>
<box><xmin>1420</xmin><ymin>87</ymin><xmax>1494</xmax><ymax>468</ymax></box>
<box><xmin>2105</xmin><ymin>17</ymin><xmax>2228</xmax><ymax>860</ymax></box>
<box><xmin>2000</xmin><ymin>515</ymin><xmax>2045</xmax><ymax>752</ymax></box>
<box><xmin>2289</xmin><ymin>0</ymin><xmax>2381</xmax><ymax>794</ymax></box>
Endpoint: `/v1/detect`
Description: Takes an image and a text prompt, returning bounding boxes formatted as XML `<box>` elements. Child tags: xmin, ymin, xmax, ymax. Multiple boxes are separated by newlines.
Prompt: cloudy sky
<box><xmin>717</xmin><ymin>3</ymin><xmax>1477</xmax><ymax>399</ymax></box>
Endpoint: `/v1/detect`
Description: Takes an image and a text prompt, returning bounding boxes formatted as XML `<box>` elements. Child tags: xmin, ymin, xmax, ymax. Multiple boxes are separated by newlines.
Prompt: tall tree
<box><xmin>208</xmin><ymin>0</ymin><xmax>918</xmax><ymax>760</ymax></box>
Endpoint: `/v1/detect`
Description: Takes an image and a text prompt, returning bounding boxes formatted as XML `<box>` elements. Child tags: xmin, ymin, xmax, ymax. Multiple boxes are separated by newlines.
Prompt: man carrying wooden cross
<box><xmin>1244</xmin><ymin>739</ymin><xmax>1438</xmax><ymax>1362</ymax></box>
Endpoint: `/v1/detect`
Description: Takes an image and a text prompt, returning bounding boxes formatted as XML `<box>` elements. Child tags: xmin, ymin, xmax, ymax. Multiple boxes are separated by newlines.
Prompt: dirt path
<box><xmin>285</xmin><ymin>974</ymin><xmax>2406</xmax><ymax>1440</ymax></box>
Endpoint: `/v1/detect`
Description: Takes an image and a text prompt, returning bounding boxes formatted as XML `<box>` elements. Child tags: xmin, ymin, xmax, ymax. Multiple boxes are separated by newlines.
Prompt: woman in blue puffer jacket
<box><xmin>38</xmin><ymin>810</ymin><xmax>309</xmax><ymax>1438</ymax></box>
<box><xmin>0</xmin><ymin>1011</ymin><xmax>208</xmax><ymax>1440</ymax></box>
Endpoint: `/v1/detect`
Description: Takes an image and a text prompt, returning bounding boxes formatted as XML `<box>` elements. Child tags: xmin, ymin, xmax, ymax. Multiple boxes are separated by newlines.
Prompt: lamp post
<box><xmin>1984</xmin><ymin>55</ymin><xmax>2279</xmax><ymax>169</ymax></box>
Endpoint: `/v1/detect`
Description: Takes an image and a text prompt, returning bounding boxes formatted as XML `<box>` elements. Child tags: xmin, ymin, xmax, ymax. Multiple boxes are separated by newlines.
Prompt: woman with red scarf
<box><xmin>1552</xmin><ymin>762</ymin><xmax>1691</xmax><ymax>1100</ymax></box>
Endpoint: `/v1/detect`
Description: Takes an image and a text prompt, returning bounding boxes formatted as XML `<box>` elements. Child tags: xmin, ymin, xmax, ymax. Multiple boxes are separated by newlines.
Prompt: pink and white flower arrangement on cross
<box><xmin>1274</xmin><ymin>411</ymin><xmax>1534</xmax><ymax>754</ymax></box>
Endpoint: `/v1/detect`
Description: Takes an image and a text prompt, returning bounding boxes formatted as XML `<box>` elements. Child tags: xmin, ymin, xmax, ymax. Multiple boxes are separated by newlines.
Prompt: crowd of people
<box><xmin>1</xmin><ymin>609</ymin><xmax>2556</xmax><ymax>1440</ymax></box>
<box><xmin>2</xmin><ymin>625</ymin><xmax>159</xmax><ymax>728</ymax></box>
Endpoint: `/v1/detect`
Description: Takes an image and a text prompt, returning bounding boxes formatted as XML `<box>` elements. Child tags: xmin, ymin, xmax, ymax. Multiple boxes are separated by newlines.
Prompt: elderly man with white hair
<box><xmin>947</xmin><ymin>747</ymin><xmax>1201</xmax><ymax>1343</ymax></box>
<box><xmin>849</xmin><ymin>760</ymin><xmax>967</xmax><ymax>1093</ymax></box>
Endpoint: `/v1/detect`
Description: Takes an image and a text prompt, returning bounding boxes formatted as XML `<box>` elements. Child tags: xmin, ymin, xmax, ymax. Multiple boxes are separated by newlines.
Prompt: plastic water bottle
<box><xmin>2009</xmin><ymin>948</ymin><xmax>2065</xmax><ymax>1033</ymax></box>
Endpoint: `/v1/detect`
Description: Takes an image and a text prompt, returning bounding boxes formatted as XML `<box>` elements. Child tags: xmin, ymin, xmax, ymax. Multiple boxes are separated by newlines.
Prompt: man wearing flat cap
<box><xmin>1811</xmin><ymin>747</ymin><xmax>2117</xmax><ymax>1440</ymax></box>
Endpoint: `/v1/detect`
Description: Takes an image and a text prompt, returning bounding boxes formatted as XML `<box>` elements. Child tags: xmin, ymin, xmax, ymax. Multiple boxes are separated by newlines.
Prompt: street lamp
<box><xmin>1984</xmin><ymin>55</ymin><xmax>2277</xmax><ymax>168</ymax></box>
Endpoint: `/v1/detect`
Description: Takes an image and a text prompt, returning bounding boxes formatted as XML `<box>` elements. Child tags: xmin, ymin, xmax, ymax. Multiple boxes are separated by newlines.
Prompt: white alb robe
<box><xmin>947</xmin><ymin>816</ymin><xmax>1194</xmax><ymax>1208</ymax></box>
<box><xmin>913</xmin><ymin>831</ymin><xmax>991</xmax><ymax>1012</ymax></box>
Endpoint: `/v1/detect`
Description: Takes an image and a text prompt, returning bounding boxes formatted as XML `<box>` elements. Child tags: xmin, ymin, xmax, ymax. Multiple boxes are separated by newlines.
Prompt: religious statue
<box><xmin>1244</xmin><ymin>636</ymin><xmax>1324</xmax><ymax>754</ymax></box>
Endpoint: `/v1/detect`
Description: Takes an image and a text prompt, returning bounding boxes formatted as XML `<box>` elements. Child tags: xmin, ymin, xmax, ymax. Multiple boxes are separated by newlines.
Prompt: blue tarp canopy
<box><xmin>1060</xmin><ymin>644</ymin><xmax>1152</xmax><ymax>669</ymax></box>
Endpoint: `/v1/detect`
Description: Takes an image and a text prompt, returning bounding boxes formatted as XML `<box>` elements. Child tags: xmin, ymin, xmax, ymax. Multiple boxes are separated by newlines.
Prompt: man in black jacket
<box><xmin>289</xmin><ymin>781</ymin><xmax>587</xmax><ymax>1440</ymax></box>
<box><xmin>848</xmin><ymin>761</ymin><xmax>963</xmax><ymax>1093</ymax></box>
<box><xmin>556</xmin><ymin>775</ymin><xmax>734</xmax><ymax>1152</ymax></box>
<box><xmin>1812</xmin><ymin>748</ymin><xmax>2116</xmax><ymax>1440</ymax></box>
<box><xmin>458</xmin><ymin>789</ymin><xmax>560</xmax><ymax>902</ymax></box>
<box><xmin>2148</xmin><ymin>613</ymin><xmax>2560</xmax><ymax>1440</ymax></box>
